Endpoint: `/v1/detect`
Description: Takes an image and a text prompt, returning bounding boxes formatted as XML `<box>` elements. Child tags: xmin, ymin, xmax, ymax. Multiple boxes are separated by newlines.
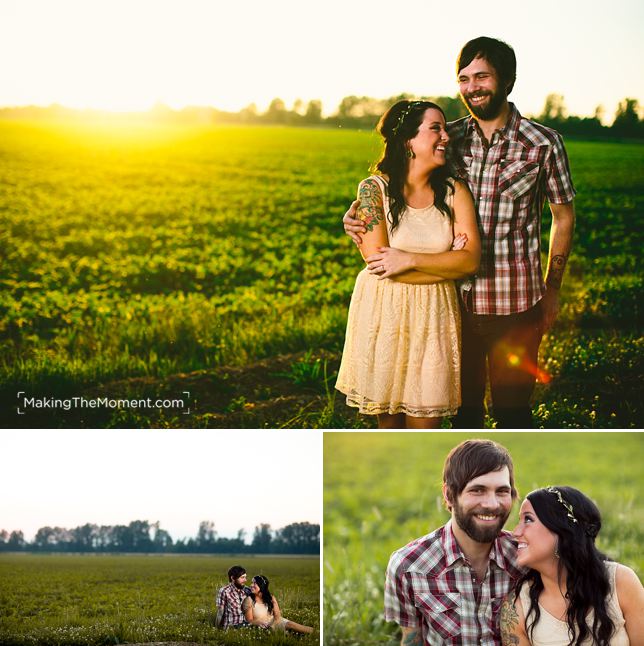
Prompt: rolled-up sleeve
<box><xmin>545</xmin><ymin>132</ymin><xmax>576</xmax><ymax>204</ymax></box>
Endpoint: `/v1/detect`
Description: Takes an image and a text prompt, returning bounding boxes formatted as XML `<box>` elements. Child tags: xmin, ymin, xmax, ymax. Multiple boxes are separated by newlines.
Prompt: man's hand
<box><xmin>366</xmin><ymin>247</ymin><xmax>414</xmax><ymax>279</ymax></box>
<box><xmin>541</xmin><ymin>287</ymin><xmax>560</xmax><ymax>332</ymax></box>
<box><xmin>452</xmin><ymin>233</ymin><xmax>468</xmax><ymax>250</ymax></box>
<box><xmin>343</xmin><ymin>199</ymin><xmax>365</xmax><ymax>245</ymax></box>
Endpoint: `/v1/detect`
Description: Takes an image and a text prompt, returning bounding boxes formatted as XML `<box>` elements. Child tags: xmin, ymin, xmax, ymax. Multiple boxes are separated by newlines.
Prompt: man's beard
<box><xmin>462</xmin><ymin>88</ymin><xmax>506</xmax><ymax>120</ymax></box>
<box><xmin>453</xmin><ymin>500</ymin><xmax>509</xmax><ymax>543</ymax></box>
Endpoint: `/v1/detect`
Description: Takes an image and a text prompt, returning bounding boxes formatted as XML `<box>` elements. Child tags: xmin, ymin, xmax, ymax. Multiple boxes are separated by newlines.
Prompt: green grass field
<box><xmin>0</xmin><ymin>121</ymin><xmax>642</xmax><ymax>427</ymax></box>
<box><xmin>323</xmin><ymin>432</ymin><xmax>644</xmax><ymax>645</ymax></box>
<box><xmin>0</xmin><ymin>553</ymin><xmax>319</xmax><ymax>645</ymax></box>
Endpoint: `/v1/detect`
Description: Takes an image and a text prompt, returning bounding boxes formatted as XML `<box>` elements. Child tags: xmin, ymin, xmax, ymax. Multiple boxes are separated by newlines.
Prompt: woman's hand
<box><xmin>366</xmin><ymin>247</ymin><xmax>414</xmax><ymax>279</ymax></box>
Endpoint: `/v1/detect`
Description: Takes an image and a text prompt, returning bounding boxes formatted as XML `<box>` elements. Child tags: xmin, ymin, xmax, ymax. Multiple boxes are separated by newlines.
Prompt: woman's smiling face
<box><xmin>513</xmin><ymin>498</ymin><xmax>559</xmax><ymax>569</ymax></box>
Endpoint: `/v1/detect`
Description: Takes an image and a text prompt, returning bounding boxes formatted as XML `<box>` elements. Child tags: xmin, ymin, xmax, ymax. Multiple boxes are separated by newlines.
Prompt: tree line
<box><xmin>1</xmin><ymin>93</ymin><xmax>642</xmax><ymax>138</ymax></box>
<box><xmin>0</xmin><ymin>520</ymin><xmax>319</xmax><ymax>554</ymax></box>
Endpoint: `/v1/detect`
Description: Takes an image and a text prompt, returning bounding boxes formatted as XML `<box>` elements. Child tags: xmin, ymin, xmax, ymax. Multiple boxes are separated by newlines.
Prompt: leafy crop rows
<box><xmin>0</xmin><ymin>121</ymin><xmax>642</xmax><ymax>427</ymax></box>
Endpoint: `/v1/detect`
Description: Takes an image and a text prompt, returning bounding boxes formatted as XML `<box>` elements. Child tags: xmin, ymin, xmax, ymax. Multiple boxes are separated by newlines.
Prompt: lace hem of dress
<box><xmin>344</xmin><ymin>391</ymin><xmax>456</xmax><ymax>418</ymax></box>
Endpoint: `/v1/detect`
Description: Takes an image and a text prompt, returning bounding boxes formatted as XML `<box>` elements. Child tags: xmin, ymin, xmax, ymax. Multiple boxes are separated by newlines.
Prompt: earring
<box><xmin>406</xmin><ymin>149</ymin><xmax>416</xmax><ymax>159</ymax></box>
<box><xmin>554</xmin><ymin>544</ymin><xmax>560</xmax><ymax>559</ymax></box>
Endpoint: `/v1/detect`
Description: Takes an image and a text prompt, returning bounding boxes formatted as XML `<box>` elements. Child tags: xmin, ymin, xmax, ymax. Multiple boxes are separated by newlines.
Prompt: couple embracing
<box><xmin>336</xmin><ymin>36</ymin><xmax>576</xmax><ymax>429</ymax></box>
<box><xmin>216</xmin><ymin>565</ymin><xmax>312</xmax><ymax>634</ymax></box>
<box><xmin>384</xmin><ymin>439</ymin><xmax>644</xmax><ymax>645</ymax></box>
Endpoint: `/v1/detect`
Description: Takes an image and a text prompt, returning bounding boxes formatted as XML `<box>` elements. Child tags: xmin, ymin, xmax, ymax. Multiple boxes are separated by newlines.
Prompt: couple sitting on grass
<box><xmin>216</xmin><ymin>565</ymin><xmax>313</xmax><ymax>634</ymax></box>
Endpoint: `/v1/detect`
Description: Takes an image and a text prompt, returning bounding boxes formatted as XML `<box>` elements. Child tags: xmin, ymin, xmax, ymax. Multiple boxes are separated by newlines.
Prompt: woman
<box><xmin>242</xmin><ymin>574</ymin><xmax>313</xmax><ymax>634</ymax></box>
<box><xmin>335</xmin><ymin>100</ymin><xmax>480</xmax><ymax>428</ymax></box>
<box><xmin>500</xmin><ymin>486</ymin><xmax>644</xmax><ymax>645</ymax></box>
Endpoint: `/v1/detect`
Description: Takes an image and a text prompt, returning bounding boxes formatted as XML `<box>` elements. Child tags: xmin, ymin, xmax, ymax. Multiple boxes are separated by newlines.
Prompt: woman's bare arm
<box><xmin>366</xmin><ymin>180</ymin><xmax>481</xmax><ymax>279</ymax></box>
<box><xmin>615</xmin><ymin>564</ymin><xmax>644</xmax><ymax>641</ymax></box>
<box><xmin>355</xmin><ymin>177</ymin><xmax>443</xmax><ymax>284</ymax></box>
<box><xmin>499</xmin><ymin>596</ymin><xmax>530</xmax><ymax>646</ymax></box>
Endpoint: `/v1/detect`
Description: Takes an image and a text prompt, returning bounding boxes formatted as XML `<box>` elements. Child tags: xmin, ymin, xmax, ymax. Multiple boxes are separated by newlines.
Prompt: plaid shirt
<box><xmin>384</xmin><ymin>521</ymin><xmax>523</xmax><ymax>645</ymax></box>
<box><xmin>216</xmin><ymin>582</ymin><xmax>251</xmax><ymax>627</ymax></box>
<box><xmin>447</xmin><ymin>103</ymin><xmax>576</xmax><ymax>315</ymax></box>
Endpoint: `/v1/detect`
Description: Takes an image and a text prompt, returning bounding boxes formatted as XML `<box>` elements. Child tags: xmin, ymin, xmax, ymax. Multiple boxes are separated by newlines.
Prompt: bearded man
<box><xmin>384</xmin><ymin>439</ymin><xmax>523</xmax><ymax>645</ymax></box>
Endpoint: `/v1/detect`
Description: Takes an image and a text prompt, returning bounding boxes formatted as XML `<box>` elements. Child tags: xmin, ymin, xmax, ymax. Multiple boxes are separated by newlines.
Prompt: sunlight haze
<box><xmin>1</xmin><ymin>0</ymin><xmax>642</xmax><ymax>121</ymax></box>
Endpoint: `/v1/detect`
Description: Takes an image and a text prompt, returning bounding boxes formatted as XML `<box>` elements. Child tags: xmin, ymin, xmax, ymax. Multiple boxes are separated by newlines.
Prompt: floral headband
<box><xmin>392</xmin><ymin>101</ymin><xmax>424</xmax><ymax>136</ymax></box>
<box><xmin>546</xmin><ymin>486</ymin><xmax>577</xmax><ymax>524</ymax></box>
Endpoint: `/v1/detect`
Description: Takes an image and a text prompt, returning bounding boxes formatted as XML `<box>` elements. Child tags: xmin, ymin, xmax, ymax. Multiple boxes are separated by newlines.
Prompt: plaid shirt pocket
<box><xmin>498</xmin><ymin>160</ymin><xmax>540</xmax><ymax>200</ymax></box>
<box><xmin>414</xmin><ymin>592</ymin><xmax>461</xmax><ymax>642</ymax></box>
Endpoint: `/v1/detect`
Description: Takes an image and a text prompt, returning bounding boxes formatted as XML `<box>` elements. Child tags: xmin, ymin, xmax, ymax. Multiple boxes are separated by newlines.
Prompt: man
<box><xmin>215</xmin><ymin>564</ymin><xmax>251</xmax><ymax>629</ymax></box>
<box><xmin>384</xmin><ymin>439</ymin><xmax>523</xmax><ymax>645</ymax></box>
<box><xmin>344</xmin><ymin>37</ymin><xmax>576</xmax><ymax>428</ymax></box>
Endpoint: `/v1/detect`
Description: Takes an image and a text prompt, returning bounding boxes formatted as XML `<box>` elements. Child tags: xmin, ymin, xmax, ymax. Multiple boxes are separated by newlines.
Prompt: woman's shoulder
<box><xmin>359</xmin><ymin>174</ymin><xmax>388</xmax><ymax>188</ymax></box>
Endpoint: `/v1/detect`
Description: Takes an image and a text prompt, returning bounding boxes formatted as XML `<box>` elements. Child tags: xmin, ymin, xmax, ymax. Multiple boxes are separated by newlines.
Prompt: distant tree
<box><xmin>197</xmin><ymin>521</ymin><xmax>217</xmax><ymax>551</ymax></box>
<box><xmin>239</xmin><ymin>103</ymin><xmax>258</xmax><ymax>123</ymax></box>
<box><xmin>594</xmin><ymin>104</ymin><xmax>605</xmax><ymax>124</ymax></box>
<box><xmin>8</xmin><ymin>530</ymin><xmax>25</xmax><ymax>550</ymax></box>
<box><xmin>72</xmin><ymin>523</ymin><xmax>98</xmax><ymax>551</ymax></box>
<box><xmin>251</xmin><ymin>523</ymin><xmax>273</xmax><ymax>553</ymax></box>
<box><xmin>540</xmin><ymin>93</ymin><xmax>568</xmax><ymax>125</ymax></box>
<box><xmin>429</xmin><ymin>95</ymin><xmax>469</xmax><ymax>122</ymax></box>
<box><xmin>612</xmin><ymin>98</ymin><xmax>643</xmax><ymax>137</ymax></box>
<box><xmin>151</xmin><ymin>523</ymin><xmax>173</xmax><ymax>551</ymax></box>
<box><xmin>265</xmin><ymin>98</ymin><xmax>288</xmax><ymax>124</ymax></box>
<box><xmin>274</xmin><ymin>522</ymin><xmax>319</xmax><ymax>554</ymax></box>
<box><xmin>304</xmin><ymin>100</ymin><xmax>323</xmax><ymax>124</ymax></box>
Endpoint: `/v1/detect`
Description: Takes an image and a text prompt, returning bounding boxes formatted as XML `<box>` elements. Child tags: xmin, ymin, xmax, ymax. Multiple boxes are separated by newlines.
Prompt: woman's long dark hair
<box><xmin>515</xmin><ymin>486</ymin><xmax>615</xmax><ymax>645</ymax></box>
<box><xmin>374</xmin><ymin>100</ymin><xmax>454</xmax><ymax>232</ymax></box>
<box><xmin>251</xmin><ymin>574</ymin><xmax>274</xmax><ymax>614</ymax></box>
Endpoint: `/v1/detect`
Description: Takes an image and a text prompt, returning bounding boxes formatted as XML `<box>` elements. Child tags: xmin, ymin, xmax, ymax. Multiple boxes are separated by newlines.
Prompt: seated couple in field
<box><xmin>336</xmin><ymin>36</ymin><xmax>576</xmax><ymax>429</ymax></box>
<box><xmin>215</xmin><ymin>565</ymin><xmax>313</xmax><ymax>634</ymax></box>
<box><xmin>384</xmin><ymin>440</ymin><xmax>644</xmax><ymax>645</ymax></box>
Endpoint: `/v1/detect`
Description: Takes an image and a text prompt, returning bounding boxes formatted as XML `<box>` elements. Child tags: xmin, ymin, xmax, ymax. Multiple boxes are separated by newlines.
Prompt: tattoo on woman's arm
<box><xmin>401</xmin><ymin>628</ymin><xmax>422</xmax><ymax>646</ymax></box>
<box><xmin>358</xmin><ymin>180</ymin><xmax>385</xmax><ymax>232</ymax></box>
<box><xmin>500</xmin><ymin>598</ymin><xmax>520</xmax><ymax>646</ymax></box>
<box><xmin>545</xmin><ymin>254</ymin><xmax>567</xmax><ymax>289</ymax></box>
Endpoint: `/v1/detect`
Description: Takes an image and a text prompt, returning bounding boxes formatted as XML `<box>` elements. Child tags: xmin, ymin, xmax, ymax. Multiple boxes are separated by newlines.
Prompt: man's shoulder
<box><xmin>387</xmin><ymin>526</ymin><xmax>446</xmax><ymax>576</ymax></box>
<box><xmin>516</xmin><ymin>114</ymin><xmax>566</xmax><ymax>148</ymax></box>
<box><xmin>447</xmin><ymin>115</ymin><xmax>470</xmax><ymax>137</ymax></box>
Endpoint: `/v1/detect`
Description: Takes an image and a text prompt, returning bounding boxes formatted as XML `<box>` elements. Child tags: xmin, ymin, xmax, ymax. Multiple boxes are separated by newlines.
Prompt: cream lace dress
<box><xmin>517</xmin><ymin>561</ymin><xmax>629</xmax><ymax>645</ymax></box>
<box><xmin>336</xmin><ymin>175</ymin><xmax>461</xmax><ymax>417</ymax></box>
<box><xmin>243</xmin><ymin>597</ymin><xmax>288</xmax><ymax>630</ymax></box>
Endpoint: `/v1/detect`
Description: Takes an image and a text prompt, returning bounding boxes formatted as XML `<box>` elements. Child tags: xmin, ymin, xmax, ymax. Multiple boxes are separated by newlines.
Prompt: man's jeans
<box><xmin>453</xmin><ymin>300</ymin><xmax>544</xmax><ymax>429</ymax></box>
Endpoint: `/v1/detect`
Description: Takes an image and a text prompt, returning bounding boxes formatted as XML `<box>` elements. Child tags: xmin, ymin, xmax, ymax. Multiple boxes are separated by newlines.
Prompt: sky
<box><xmin>0</xmin><ymin>0</ymin><xmax>642</xmax><ymax>122</ymax></box>
<box><xmin>0</xmin><ymin>429</ymin><xmax>321</xmax><ymax>541</ymax></box>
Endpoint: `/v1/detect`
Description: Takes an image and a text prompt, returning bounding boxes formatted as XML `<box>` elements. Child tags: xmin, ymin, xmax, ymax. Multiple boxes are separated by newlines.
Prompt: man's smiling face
<box><xmin>451</xmin><ymin>467</ymin><xmax>514</xmax><ymax>543</ymax></box>
<box><xmin>458</xmin><ymin>56</ymin><xmax>507</xmax><ymax>120</ymax></box>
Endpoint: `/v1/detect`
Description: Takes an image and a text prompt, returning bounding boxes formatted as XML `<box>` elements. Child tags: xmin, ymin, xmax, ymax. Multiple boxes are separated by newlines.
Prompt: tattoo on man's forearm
<box><xmin>545</xmin><ymin>254</ymin><xmax>567</xmax><ymax>289</ymax></box>
<box><xmin>401</xmin><ymin>628</ymin><xmax>422</xmax><ymax>646</ymax></box>
<box><xmin>500</xmin><ymin>599</ymin><xmax>520</xmax><ymax>646</ymax></box>
<box><xmin>358</xmin><ymin>180</ymin><xmax>385</xmax><ymax>232</ymax></box>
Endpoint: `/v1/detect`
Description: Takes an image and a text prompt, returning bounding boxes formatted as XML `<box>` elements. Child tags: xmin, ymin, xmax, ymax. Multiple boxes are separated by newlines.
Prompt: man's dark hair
<box><xmin>228</xmin><ymin>565</ymin><xmax>246</xmax><ymax>581</ymax></box>
<box><xmin>443</xmin><ymin>439</ymin><xmax>517</xmax><ymax>509</ymax></box>
<box><xmin>456</xmin><ymin>36</ymin><xmax>517</xmax><ymax>95</ymax></box>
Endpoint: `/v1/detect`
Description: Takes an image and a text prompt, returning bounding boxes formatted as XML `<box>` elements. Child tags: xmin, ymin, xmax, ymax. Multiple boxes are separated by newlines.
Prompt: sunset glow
<box><xmin>1</xmin><ymin>0</ymin><xmax>642</xmax><ymax>121</ymax></box>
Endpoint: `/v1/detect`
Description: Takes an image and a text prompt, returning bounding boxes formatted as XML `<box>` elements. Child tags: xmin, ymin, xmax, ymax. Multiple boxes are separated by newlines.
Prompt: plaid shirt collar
<box><xmin>464</xmin><ymin>102</ymin><xmax>522</xmax><ymax>144</ymax></box>
<box><xmin>442</xmin><ymin>520</ymin><xmax>514</xmax><ymax>572</ymax></box>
